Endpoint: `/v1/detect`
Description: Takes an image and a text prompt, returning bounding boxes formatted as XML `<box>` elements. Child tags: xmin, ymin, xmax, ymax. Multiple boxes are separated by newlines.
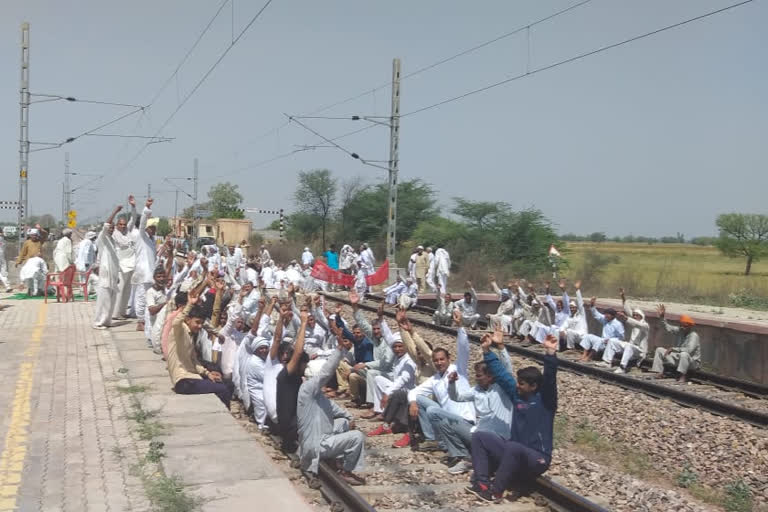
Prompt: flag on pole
<box><xmin>548</xmin><ymin>245</ymin><xmax>561</xmax><ymax>258</ymax></box>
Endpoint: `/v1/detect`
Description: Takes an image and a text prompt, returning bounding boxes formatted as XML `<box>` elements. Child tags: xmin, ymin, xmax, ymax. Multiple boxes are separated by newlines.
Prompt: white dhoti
<box><xmin>433</xmin><ymin>311</ymin><xmax>452</xmax><ymax>326</ymax></box>
<box><xmin>371</xmin><ymin>375</ymin><xmax>393</xmax><ymax>413</ymax></box>
<box><xmin>602</xmin><ymin>339</ymin><xmax>641</xmax><ymax>368</ymax></box>
<box><xmin>519</xmin><ymin>319</ymin><xmax>535</xmax><ymax>337</ymax></box>
<box><xmin>364</xmin><ymin>369</ymin><xmax>383</xmax><ymax>404</ymax></box>
<box><xmin>24</xmin><ymin>276</ymin><xmax>45</xmax><ymax>295</ymax></box>
<box><xmin>305</xmin><ymin>358</ymin><xmax>328</xmax><ymax>378</ymax></box>
<box><xmin>113</xmin><ymin>270</ymin><xmax>134</xmax><ymax>318</ymax></box>
<box><xmin>437</xmin><ymin>273</ymin><xmax>448</xmax><ymax>294</ymax></box>
<box><xmin>133</xmin><ymin>283</ymin><xmax>151</xmax><ymax>320</ymax></box>
<box><xmin>250</xmin><ymin>392</ymin><xmax>267</xmax><ymax>425</ymax></box>
<box><xmin>397</xmin><ymin>294</ymin><xmax>416</xmax><ymax>310</ymax></box>
<box><xmin>93</xmin><ymin>287</ymin><xmax>117</xmax><ymax>328</ymax></box>
<box><xmin>564</xmin><ymin>329</ymin><xmax>584</xmax><ymax>349</ymax></box>
<box><xmin>0</xmin><ymin>259</ymin><xmax>10</xmax><ymax>289</ymax></box>
<box><xmin>580</xmin><ymin>334</ymin><xmax>609</xmax><ymax>352</ymax></box>
<box><xmin>488</xmin><ymin>313</ymin><xmax>513</xmax><ymax>334</ymax></box>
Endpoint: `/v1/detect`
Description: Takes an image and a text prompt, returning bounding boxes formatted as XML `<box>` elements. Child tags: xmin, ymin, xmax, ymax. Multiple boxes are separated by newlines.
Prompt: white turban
<box><xmin>62</xmin><ymin>228</ymin><xmax>73</xmax><ymax>236</ymax></box>
<box><xmin>86</xmin><ymin>231</ymin><xmax>97</xmax><ymax>240</ymax></box>
<box><xmin>27</xmin><ymin>228</ymin><xmax>39</xmax><ymax>236</ymax></box>
<box><xmin>146</xmin><ymin>217</ymin><xmax>159</xmax><ymax>228</ymax></box>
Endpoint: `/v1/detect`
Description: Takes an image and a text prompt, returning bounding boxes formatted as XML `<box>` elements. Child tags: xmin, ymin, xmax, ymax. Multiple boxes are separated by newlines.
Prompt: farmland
<box><xmin>563</xmin><ymin>242</ymin><xmax>768</xmax><ymax>310</ymax></box>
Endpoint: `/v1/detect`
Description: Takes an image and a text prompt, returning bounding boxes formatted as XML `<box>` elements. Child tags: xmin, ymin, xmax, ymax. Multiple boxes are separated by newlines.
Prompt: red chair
<box><xmin>73</xmin><ymin>268</ymin><xmax>95</xmax><ymax>302</ymax></box>
<box><xmin>45</xmin><ymin>265</ymin><xmax>76</xmax><ymax>303</ymax></box>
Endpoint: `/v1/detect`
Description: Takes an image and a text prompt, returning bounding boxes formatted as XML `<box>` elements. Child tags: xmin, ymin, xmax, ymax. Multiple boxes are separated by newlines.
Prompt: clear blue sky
<box><xmin>1</xmin><ymin>0</ymin><xmax>765</xmax><ymax>237</ymax></box>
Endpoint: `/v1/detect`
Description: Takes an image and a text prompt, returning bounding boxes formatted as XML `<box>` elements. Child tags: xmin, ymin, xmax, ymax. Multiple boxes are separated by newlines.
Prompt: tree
<box><xmin>208</xmin><ymin>182</ymin><xmax>244</xmax><ymax>219</ymax></box>
<box><xmin>337</xmin><ymin>176</ymin><xmax>365</xmax><ymax>241</ymax></box>
<box><xmin>156</xmin><ymin>217</ymin><xmax>172</xmax><ymax>237</ymax></box>
<box><xmin>452</xmin><ymin>198</ymin><xmax>510</xmax><ymax>230</ymax></box>
<box><xmin>588</xmin><ymin>232</ymin><xmax>607</xmax><ymax>243</ymax></box>
<box><xmin>715</xmin><ymin>213</ymin><xmax>768</xmax><ymax>275</ymax></box>
<box><xmin>343</xmin><ymin>179</ymin><xmax>439</xmax><ymax>247</ymax></box>
<box><xmin>294</xmin><ymin>169</ymin><xmax>337</xmax><ymax>249</ymax></box>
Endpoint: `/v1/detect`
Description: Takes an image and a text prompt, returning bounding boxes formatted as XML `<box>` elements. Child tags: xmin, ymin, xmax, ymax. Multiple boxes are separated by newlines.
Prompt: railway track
<box><xmin>231</xmin><ymin>397</ymin><xmax>609</xmax><ymax>512</ymax></box>
<box><xmin>323</xmin><ymin>293</ymin><xmax>768</xmax><ymax>429</ymax></box>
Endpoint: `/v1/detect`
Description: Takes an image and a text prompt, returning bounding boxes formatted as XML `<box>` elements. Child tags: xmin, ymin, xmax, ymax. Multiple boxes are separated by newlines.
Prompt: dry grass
<box><xmin>448</xmin><ymin>242</ymin><xmax>768</xmax><ymax>310</ymax></box>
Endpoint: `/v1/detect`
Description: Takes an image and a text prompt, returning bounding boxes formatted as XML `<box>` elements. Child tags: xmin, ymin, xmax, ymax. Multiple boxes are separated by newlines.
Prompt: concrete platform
<box><xmin>108</xmin><ymin>317</ymin><xmax>314</xmax><ymax>511</ymax></box>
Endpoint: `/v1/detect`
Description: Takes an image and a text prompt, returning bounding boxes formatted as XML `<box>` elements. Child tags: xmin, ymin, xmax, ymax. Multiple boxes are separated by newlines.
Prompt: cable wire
<box><xmin>402</xmin><ymin>0</ymin><xmax>755</xmax><ymax>118</ymax></box>
<box><xmin>29</xmin><ymin>93</ymin><xmax>146</xmax><ymax>109</ymax></box>
<box><xmin>111</xmin><ymin>0</ymin><xmax>275</xmax><ymax>178</ymax></box>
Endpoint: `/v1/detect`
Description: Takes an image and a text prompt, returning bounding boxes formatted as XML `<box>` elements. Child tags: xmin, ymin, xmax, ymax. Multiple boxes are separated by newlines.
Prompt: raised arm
<box><xmin>126</xmin><ymin>195</ymin><xmax>137</xmax><ymax>228</ymax></box>
<box><xmin>574</xmin><ymin>281</ymin><xmax>586</xmax><ymax>316</ymax></box>
<box><xmin>481</xmin><ymin>332</ymin><xmax>518</xmax><ymax>400</ymax></box>
<box><xmin>139</xmin><ymin>199</ymin><xmax>153</xmax><ymax>242</ymax></box>
<box><xmin>285</xmin><ymin>308</ymin><xmax>309</xmax><ymax>375</ymax></box>
<box><xmin>656</xmin><ymin>304</ymin><xmax>680</xmax><ymax>334</ymax></box>
<box><xmin>540</xmin><ymin>336</ymin><xmax>559</xmax><ymax>412</ymax></box>
<box><xmin>454</xmin><ymin>310</ymin><xmax>470</xmax><ymax>379</ymax></box>
<box><xmin>106</xmin><ymin>205</ymin><xmax>123</xmax><ymax>226</ymax></box>
<box><xmin>267</xmin><ymin>299</ymin><xmax>284</xmax><ymax>361</ymax></box>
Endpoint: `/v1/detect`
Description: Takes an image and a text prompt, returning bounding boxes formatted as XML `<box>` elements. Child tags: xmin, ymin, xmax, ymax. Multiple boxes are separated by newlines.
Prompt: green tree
<box><xmin>208</xmin><ymin>182</ymin><xmax>244</xmax><ymax>219</ymax></box>
<box><xmin>343</xmin><ymin>179</ymin><xmax>439</xmax><ymax>246</ymax></box>
<box><xmin>294</xmin><ymin>169</ymin><xmax>337</xmax><ymax>249</ymax></box>
<box><xmin>156</xmin><ymin>217</ymin><xmax>172</xmax><ymax>237</ymax></box>
<box><xmin>451</xmin><ymin>198</ymin><xmax>509</xmax><ymax>230</ymax></box>
<box><xmin>588</xmin><ymin>232</ymin><xmax>607</xmax><ymax>243</ymax></box>
<box><xmin>715</xmin><ymin>213</ymin><xmax>768</xmax><ymax>275</ymax></box>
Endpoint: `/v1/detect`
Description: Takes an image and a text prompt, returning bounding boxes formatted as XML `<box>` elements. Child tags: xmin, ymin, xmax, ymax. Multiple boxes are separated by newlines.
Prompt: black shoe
<box><xmin>440</xmin><ymin>455</ymin><xmax>460</xmax><ymax>467</ymax></box>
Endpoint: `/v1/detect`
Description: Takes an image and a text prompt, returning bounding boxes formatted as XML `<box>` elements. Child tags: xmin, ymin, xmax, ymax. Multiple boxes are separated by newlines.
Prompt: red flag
<box><xmin>310</xmin><ymin>260</ymin><xmax>355</xmax><ymax>286</ymax></box>
<box><xmin>365</xmin><ymin>260</ymin><xmax>389</xmax><ymax>286</ymax></box>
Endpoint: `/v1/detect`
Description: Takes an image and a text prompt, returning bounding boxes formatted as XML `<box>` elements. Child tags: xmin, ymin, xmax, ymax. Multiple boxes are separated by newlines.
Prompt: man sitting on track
<box><xmin>297</xmin><ymin>330</ymin><xmax>366</xmax><ymax>488</ymax></box>
<box><xmin>452</xmin><ymin>281</ymin><xmax>481</xmax><ymax>329</ymax></box>
<box><xmin>650</xmin><ymin>304</ymin><xmax>701</xmax><ymax>383</ymax></box>
<box><xmin>559</xmin><ymin>280</ymin><xmax>588</xmax><ymax>351</ymax></box>
<box><xmin>442</xmin><ymin>327</ymin><xmax>514</xmax><ymax>475</ymax></box>
<box><xmin>407</xmin><ymin>310</ymin><xmax>476</xmax><ymax>453</ymax></box>
<box><xmin>345</xmin><ymin>294</ymin><xmax>395</xmax><ymax>414</ymax></box>
<box><xmin>366</xmin><ymin>327</ymin><xmax>417</xmax><ymax>428</ymax></box>
<box><xmin>599</xmin><ymin>288</ymin><xmax>650</xmax><ymax>373</ymax></box>
<box><xmin>486</xmin><ymin>275</ymin><xmax>517</xmax><ymax>334</ymax></box>
<box><xmin>468</xmin><ymin>333</ymin><xmax>559</xmax><ymax>503</ymax></box>
<box><xmin>578</xmin><ymin>296</ymin><xmax>624</xmax><ymax>362</ymax></box>
<box><xmin>432</xmin><ymin>290</ymin><xmax>454</xmax><ymax>326</ymax></box>
<box><xmin>276</xmin><ymin>308</ymin><xmax>310</xmax><ymax>454</ymax></box>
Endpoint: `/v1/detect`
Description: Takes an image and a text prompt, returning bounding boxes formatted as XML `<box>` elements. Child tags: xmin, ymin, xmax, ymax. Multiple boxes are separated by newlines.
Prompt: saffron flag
<box><xmin>548</xmin><ymin>245</ymin><xmax>562</xmax><ymax>258</ymax></box>
<box><xmin>365</xmin><ymin>260</ymin><xmax>389</xmax><ymax>286</ymax></box>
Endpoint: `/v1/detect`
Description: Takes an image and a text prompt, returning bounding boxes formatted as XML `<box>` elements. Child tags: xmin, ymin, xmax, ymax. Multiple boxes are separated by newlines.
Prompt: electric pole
<box><xmin>63</xmin><ymin>151</ymin><xmax>71</xmax><ymax>222</ymax></box>
<box><xmin>192</xmin><ymin>157</ymin><xmax>198</xmax><ymax>245</ymax></box>
<box><xmin>386</xmin><ymin>58</ymin><xmax>401</xmax><ymax>282</ymax></box>
<box><xmin>18</xmin><ymin>22</ymin><xmax>30</xmax><ymax>237</ymax></box>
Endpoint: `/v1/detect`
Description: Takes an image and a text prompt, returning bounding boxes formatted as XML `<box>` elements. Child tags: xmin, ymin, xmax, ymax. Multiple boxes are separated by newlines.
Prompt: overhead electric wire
<box><xmin>401</xmin><ymin>0</ymin><xmax>755</xmax><ymax>118</ymax></box>
<box><xmin>29</xmin><ymin>93</ymin><xmax>146</xmax><ymax>109</ymax></box>
<box><xmin>29</xmin><ymin>107</ymin><xmax>146</xmax><ymax>152</ymax></box>
<box><xmin>110</xmin><ymin>0</ymin><xmax>274</xmax><ymax>178</ymax></box>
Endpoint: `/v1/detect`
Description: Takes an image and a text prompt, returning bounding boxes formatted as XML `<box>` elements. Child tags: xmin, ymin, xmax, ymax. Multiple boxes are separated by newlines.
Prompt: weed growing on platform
<box><xmin>117</xmin><ymin>367</ymin><xmax>129</xmax><ymax>374</ymax></box>
<box><xmin>144</xmin><ymin>473</ymin><xmax>202</xmax><ymax>512</ymax></box>
<box><xmin>145</xmin><ymin>440</ymin><xmax>166</xmax><ymax>463</ymax></box>
<box><xmin>676</xmin><ymin>464</ymin><xmax>699</xmax><ymax>488</ymax></box>
<box><xmin>117</xmin><ymin>384</ymin><xmax>149</xmax><ymax>394</ymax></box>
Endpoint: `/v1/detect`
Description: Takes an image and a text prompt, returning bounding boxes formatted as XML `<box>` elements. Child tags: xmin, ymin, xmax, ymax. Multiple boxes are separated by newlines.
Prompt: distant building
<box><xmin>171</xmin><ymin>217</ymin><xmax>252</xmax><ymax>246</ymax></box>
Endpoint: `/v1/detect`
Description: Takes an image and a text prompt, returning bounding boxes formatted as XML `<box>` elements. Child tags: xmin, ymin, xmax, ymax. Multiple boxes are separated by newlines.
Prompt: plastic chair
<box><xmin>73</xmin><ymin>267</ymin><xmax>95</xmax><ymax>302</ymax></box>
<box><xmin>45</xmin><ymin>265</ymin><xmax>76</xmax><ymax>303</ymax></box>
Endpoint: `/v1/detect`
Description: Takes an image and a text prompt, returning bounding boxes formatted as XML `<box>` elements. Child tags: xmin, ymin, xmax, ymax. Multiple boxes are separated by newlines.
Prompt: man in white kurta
<box><xmin>93</xmin><ymin>206</ymin><xmax>123</xmax><ymax>329</ymax></box>
<box><xmin>434</xmin><ymin>246</ymin><xmax>451</xmax><ymax>294</ymax></box>
<box><xmin>0</xmin><ymin>234</ymin><xmax>13</xmax><ymax>291</ymax></box>
<box><xmin>75</xmin><ymin>232</ymin><xmax>98</xmax><ymax>272</ymax></box>
<box><xmin>112</xmin><ymin>195</ymin><xmax>137</xmax><ymax>319</ymax></box>
<box><xmin>53</xmin><ymin>229</ymin><xmax>74</xmax><ymax>273</ymax></box>
<box><xmin>132</xmin><ymin>199</ymin><xmax>158</xmax><ymax>334</ymax></box>
<box><xmin>301</xmin><ymin>247</ymin><xmax>314</xmax><ymax>266</ymax></box>
<box><xmin>19</xmin><ymin>256</ymin><xmax>48</xmax><ymax>296</ymax></box>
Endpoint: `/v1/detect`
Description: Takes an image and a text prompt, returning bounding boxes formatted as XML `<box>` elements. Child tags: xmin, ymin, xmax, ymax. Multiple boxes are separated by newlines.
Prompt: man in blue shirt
<box><xmin>324</xmin><ymin>244</ymin><xmax>339</xmax><ymax>270</ymax></box>
<box><xmin>334</xmin><ymin>306</ymin><xmax>374</xmax><ymax>364</ymax></box>
<box><xmin>468</xmin><ymin>331</ymin><xmax>558</xmax><ymax>503</ymax></box>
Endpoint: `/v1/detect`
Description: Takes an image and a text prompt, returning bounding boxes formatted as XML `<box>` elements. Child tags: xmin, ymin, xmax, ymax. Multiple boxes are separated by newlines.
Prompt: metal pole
<box><xmin>18</xmin><ymin>22</ymin><xmax>30</xmax><ymax>238</ymax></box>
<box><xmin>192</xmin><ymin>157</ymin><xmax>198</xmax><ymax>246</ymax></box>
<box><xmin>174</xmin><ymin>189</ymin><xmax>179</xmax><ymax>236</ymax></box>
<box><xmin>64</xmin><ymin>152</ymin><xmax>70</xmax><ymax>223</ymax></box>
<box><xmin>386</xmin><ymin>58</ymin><xmax>401</xmax><ymax>281</ymax></box>
<box><xmin>279</xmin><ymin>209</ymin><xmax>284</xmax><ymax>243</ymax></box>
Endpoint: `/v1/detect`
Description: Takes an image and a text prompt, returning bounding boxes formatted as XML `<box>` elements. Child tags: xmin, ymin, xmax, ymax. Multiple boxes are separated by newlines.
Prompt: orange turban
<box><xmin>679</xmin><ymin>315</ymin><xmax>695</xmax><ymax>326</ymax></box>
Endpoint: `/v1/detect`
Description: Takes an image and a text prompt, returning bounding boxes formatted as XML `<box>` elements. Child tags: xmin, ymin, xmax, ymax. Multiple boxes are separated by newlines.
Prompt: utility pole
<box><xmin>192</xmin><ymin>157</ymin><xmax>198</xmax><ymax>245</ymax></box>
<box><xmin>18</xmin><ymin>22</ymin><xmax>30</xmax><ymax>237</ymax></box>
<box><xmin>63</xmin><ymin>151</ymin><xmax>71</xmax><ymax>222</ymax></box>
<box><xmin>174</xmin><ymin>189</ymin><xmax>179</xmax><ymax>235</ymax></box>
<box><xmin>386</xmin><ymin>58</ymin><xmax>401</xmax><ymax>282</ymax></box>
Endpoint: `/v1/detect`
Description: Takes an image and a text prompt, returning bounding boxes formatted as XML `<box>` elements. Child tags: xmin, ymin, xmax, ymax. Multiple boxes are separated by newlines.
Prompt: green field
<box><xmin>563</xmin><ymin>242</ymin><xmax>768</xmax><ymax>309</ymax></box>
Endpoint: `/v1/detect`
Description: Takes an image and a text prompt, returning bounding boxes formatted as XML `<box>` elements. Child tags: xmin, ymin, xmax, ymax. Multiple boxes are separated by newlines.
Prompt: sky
<box><xmin>0</xmin><ymin>0</ymin><xmax>765</xmax><ymax>237</ymax></box>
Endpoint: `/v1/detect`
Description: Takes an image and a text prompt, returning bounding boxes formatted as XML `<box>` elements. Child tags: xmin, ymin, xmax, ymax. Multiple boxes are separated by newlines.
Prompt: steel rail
<box><xmin>324</xmin><ymin>294</ymin><xmax>768</xmax><ymax>428</ymax></box>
